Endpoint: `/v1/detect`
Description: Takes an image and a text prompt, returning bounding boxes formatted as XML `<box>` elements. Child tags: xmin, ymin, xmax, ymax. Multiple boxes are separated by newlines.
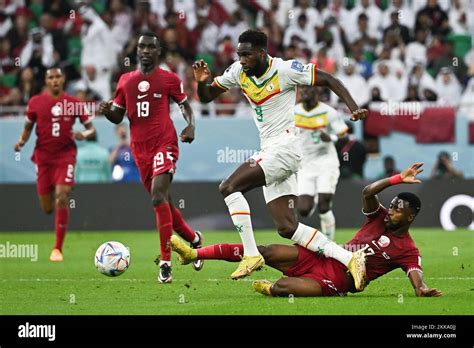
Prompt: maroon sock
<box><xmin>171</xmin><ymin>206</ymin><xmax>196</xmax><ymax>243</ymax></box>
<box><xmin>197</xmin><ymin>244</ymin><xmax>243</xmax><ymax>262</ymax></box>
<box><xmin>154</xmin><ymin>202</ymin><xmax>173</xmax><ymax>261</ymax></box>
<box><xmin>54</xmin><ymin>208</ymin><xmax>69</xmax><ymax>251</ymax></box>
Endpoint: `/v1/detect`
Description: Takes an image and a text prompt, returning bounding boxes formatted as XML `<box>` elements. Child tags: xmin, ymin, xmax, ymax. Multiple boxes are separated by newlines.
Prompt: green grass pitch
<box><xmin>0</xmin><ymin>229</ymin><xmax>472</xmax><ymax>315</ymax></box>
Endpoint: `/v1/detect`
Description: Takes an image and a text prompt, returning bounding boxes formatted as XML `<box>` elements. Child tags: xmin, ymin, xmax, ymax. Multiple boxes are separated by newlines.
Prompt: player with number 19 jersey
<box><xmin>112</xmin><ymin>67</ymin><xmax>187</xmax><ymax>192</ymax></box>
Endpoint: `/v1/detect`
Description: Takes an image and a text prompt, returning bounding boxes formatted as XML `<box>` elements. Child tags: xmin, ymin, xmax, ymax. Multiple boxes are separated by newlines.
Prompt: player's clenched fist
<box><xmin>192</xmin><ymin>60</ymin><xmax>210</xmax><ymax>82</ymax></box>
<box><xmin>14</xmin><ymin>140</ymin><xmax>25</xmax><ymax>152</ymax></box>
<box><xmin>180</xmin><ymin>124</ymin><xmax>195</xmax><ymax>143</ymax></box>
<box><xmin>98</xmin><ymin>100</ymin><xmax>113</xmax><ymax>115</ymax></box>
<box><xmin>350</xmin><ymin>108</ymin><xmax>368</xmax><ymax>121</ymax></box>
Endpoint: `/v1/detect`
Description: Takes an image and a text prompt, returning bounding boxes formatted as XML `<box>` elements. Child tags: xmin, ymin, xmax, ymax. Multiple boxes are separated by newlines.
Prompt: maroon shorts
<box><xmin>35</xmin><ymin>160</ymin><xmax>75</xmax><ymax>195</ymax></box>
<box><xmin>284</xmin><ymin>245</ymin><xmax>351</xmax><ymax>296</ymax></box>
<box><xmin>131</xmin><ymin>139</ymin><xmax>179</xmax><ymax>193</ymax></box>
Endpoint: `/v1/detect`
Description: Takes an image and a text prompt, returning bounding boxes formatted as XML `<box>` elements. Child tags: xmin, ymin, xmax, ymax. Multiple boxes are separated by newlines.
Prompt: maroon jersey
<box><xmin>345</xmin><ymin>205</ymin><xmax>423</xmax><ymax>282</ymax></box>
<box><xmin>26</xmin><ymin>92</ymin><xmax>93</xmax><ymax>163</ymax></box>
<box><xmin>112</xmin><ymin>67</ymin><xmax>187</xmax><ymax>145</ymax></box>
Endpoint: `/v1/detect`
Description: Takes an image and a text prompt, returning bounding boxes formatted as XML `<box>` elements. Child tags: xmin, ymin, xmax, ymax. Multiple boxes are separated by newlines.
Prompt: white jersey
<box><xmin>294</xmin><ymin>102</ymin><xmax>348</xmax><ymax>167</ymax></box>
<box><xmin>213</xmin><ymin>57</ymin><xmax>317</xmax><ymax>149</ymax></box>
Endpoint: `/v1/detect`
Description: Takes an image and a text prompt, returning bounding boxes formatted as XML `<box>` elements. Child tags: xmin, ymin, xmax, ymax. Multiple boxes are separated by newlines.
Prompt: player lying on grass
<box><xmin>14</xmin><ymin>67</ymin><xmax>96</xmax><ymax>262</ymax></box>
<box><xmin>193</xmin><ymin>29</ymin><xmax>368</xmax><ymax>289</ymax></box>
<box><xmin>171</xmin><ymin>163</ymin><xmax>443</xmax><ymax>297</ymax></box>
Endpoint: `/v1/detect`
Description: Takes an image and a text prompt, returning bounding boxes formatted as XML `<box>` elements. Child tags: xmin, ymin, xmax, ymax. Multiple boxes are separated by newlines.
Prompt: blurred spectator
<box><xmin>133</xmin><ymin>1</ymin><xmax>160</xmax><ymax>34</ymax></box>
<box><xmin>0</xmin><ymin>10</ymin><xmax>13</xmax><ymax>39</ymax></box>
<box><xmin>349</xmin><ymin>0</ymin><xmax>382</xmax><ymax>39</ymax></box>
<box><xmin>283</xmin><ymin>13</ymin><xmax>316</xmax><ymax>53</ymax></box>
<box><xmin>333</xmin><ymin>58</ymin><xmax>369</xmax><ymax>107</ymax></box>
<box><xmin>310</xmin><ymin>45</ymin><xmax>336</xmax><ymax>74</ymax></box>
<box><xmin>39</xmin><ymin>13</ymin><xmax>67</xmax><ymax>63</ymax></box>
<box><xmin>430</xmin><ymin>151</ymin><xmax>464</xmax><ymax>179</ymax></box>
<box><xmin>337</xmin><ymin>122</ymin><xmax>366</xmax><ymax>179</ymax></box>
<box><xmin>382</xmin><ymin>0</ymin><xmax>415</xmax><ymax>30</ymax></box>
<box><xmin>377</xmin><ymin>156</ymin><xmax>400</xmax><ymax>179</ymax></box>
<box><xmin>289</xmin><ymin>0</ymin><xmax>322</xmax><ymax>30</ymax></box>
<box><xmin>109</xmin><ymin>124</ymin><xmax>140</xmax><ymax>183</ymax></box>
<box><xmin>449</xmin><ymin>0</ymin><xmax>470</xmax><ymax>34</ymax></box>
<box><xmin>160</xmin><ymin>11</ymin><xmax>188</xmax><ymax>55</ymax></box>
<box><xmin>7</xmin><ymin>13</ymin><xmax>30</xmax><ymax>58</ymax></box>
<box><xmin>256</xmin><ymin>0</ymin><xmax>292</xmax><ymax>29</ymax></box>
<box><xmin>431</xmin><ymin>40</ymin><xmax>468</xmax><ymax>82</ymax></box>
<box><xmin>404</xmin><ymin>85</ymin><xmax>422</xmax><ymax>102</ymax></box>
<box><xmin>218</xmin><ymin>10</ymin><xmax>246</xmax><ymax>48</ymax></box>
<box><xmin>190</xmin><ymin>14</ymin><xmax>219</xmax><ymax>56</ymax></box>
<box><xmin>76</xmin><ymin>134</ymin><xmax>112</xmax><ymax>183</ymax></box>
<box><xmin>18</xmin><ymin>67</ymin><xmax>40</xmax><ymax>104</ymax></box>
<box><xmin>405</xmin><ymin>29</ymin><xmax>429</xmax><ymax>69</ymax></box>
<box><xmin>436</xmin><ymin>67</ymin><xmax>462</xmax><ymax>106</ymax></box>
<box><xmin>415</xmin><ymin>0</ymin><xmax>449</xmax><ymax>36</ymax></box>
<box><xmin>79</xmin><ymin>5</ymin><xmax>120</xmax><ymax>101</ymax></box>
<box><xmin>258</xmin><ymin>10</ymin><xmax>283</xmax><ymax>57</ymax></box>
<box><xmin>350</xmin><ymin>39</ymin><xmax>373</xmax><ymax>79</ymax></box>
<box><xmin>110</xmin><ymin>0</ymin><xmax>132</xmax><ymax>50</ymax></box>
<box><xmin>321</xmin><ymin>0</ymin><xmax>351</xmax><ymax>26</ymax></box>
<box><xmin>0</xmin><ymin>37</ymin><xmax>17</xmax><ymax>75</ymax></box>
<box><xmin>20</xmin><ymin>27</ymin><xmax>55</xmax><ymax>85</ymax></box>
<box><xmin>347</xmin><ymin>13</ymin><xmax>377</xmax><ymax>57</ymax></box>
<box><xmin>459</xmin><ymin>78</ymin><xmax>474</xmax><ymax>119</ymax></box>
<box><xmin>408</xmin><ymin>63</ymin><xmax>437</xmax><ymax>99</ymax></box>
<box><xmin>368</xmin><ymin>60</ymin><xmax>406</xmax><ymax>101</ymax></box>
<box><xmin>383</xmin><ymin>11</ymin><xmax>410</xmax><ymax>44</ymax></box>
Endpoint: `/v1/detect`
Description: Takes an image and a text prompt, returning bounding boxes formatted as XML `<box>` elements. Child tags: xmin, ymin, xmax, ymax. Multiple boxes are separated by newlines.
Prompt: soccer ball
<box><xmin>94</xmin><ymin>241</ymin><xmax>130</xmax><ymax>277</ymax></box>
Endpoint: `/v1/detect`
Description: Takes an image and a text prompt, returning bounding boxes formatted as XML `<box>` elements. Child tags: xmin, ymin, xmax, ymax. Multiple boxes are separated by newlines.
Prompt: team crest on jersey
<box><xmin>51</xmin><ymin>104</ymin><xmax>62</xmax><ymax>117</ymax></box>
<box><xmin>377</xmin><ymin>235</ymin><xmax>391</xmax><ymax>248</ymax></box>
<box><xmin>266</xmin><ymin>83</ymin><xmax>275</xmax><ymax>92</ymax></box>
<box><xmin>138</xmin><ymin>81</ymin><xmax>150</xmax><ymax>92</ymax></box>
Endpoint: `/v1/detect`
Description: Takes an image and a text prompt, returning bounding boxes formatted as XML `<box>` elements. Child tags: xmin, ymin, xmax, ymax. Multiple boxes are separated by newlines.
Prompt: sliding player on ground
<box><xmin>172</xmin><ymin>163</ymin><xmax>442</xmax><ymax>298</ymax></box>
<box><xmin>295</xmin><ymin>86</ymin><xmax>348</xmax><ymax>240</ymax></box>
<box><xmin>193</xmin><ymin>29</ymin><xmax>368</xmax><ymax>289</ymax></box>
<box><xmin>14</xmin><ymin>67</ymin><xmax>96</xmax><ymax>262</ymax></box>
<box><xmin>99</xmin><ymin>33</ymin><xmax>203</xmax><ymax>283</ymax></box>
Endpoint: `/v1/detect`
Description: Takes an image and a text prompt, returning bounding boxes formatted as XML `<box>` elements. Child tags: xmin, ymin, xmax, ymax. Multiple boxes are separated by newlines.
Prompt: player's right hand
<box><xmin>401</xmin><ymin>162</ymin><xmax>424</xmax><ymax>184</ymax></box>
<box><xmin>98</xmin><ymin>100</ymin><xmax>113</xmax><ymax>115</ymax></box>
<box><xmin>14</xmin><ymin>140</ymin><xmax>24</xmax><ymax>152</ymax></box>
<box><xmin>192</xmin><ymin>60</ymin><xmax>210</xmax><ymax>82</ymax></box>
<box><xmin>416</xmin><ymin>287</ymin><xmax>443</xmax><ymax>297</ymax></box>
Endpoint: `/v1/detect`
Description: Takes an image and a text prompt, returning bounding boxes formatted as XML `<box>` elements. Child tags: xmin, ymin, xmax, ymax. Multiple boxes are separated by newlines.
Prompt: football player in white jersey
<box><xmin>193</xmin><ymin>29</ymin><xmax>368</xmax><ymax>290</ymax></box>
<box><xmin>295</xmin><ymin>86</ymin><xmax>349</xmax><ymax>241</ymax></box>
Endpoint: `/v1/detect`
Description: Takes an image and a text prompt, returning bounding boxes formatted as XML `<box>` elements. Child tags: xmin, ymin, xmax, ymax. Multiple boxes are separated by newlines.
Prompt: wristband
<box><xmin>329</xmin><ymin>134</ymin><xmax>338</xmax><ymax>142</ymax></box>
<box><xmin>388</xmin><ymin>174</ymin><xmax>403</xmax><ymax>185</ymax></box>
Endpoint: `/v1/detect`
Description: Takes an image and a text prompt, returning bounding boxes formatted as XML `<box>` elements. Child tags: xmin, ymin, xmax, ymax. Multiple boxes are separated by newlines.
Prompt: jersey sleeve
<box><xmin>169</xmin><ymin>73</ymin><xmax>187</xmax><ymax>104</ymax></box>
<box><xmin>112</xmin><ymin>74</ymin><xmax>127</xmax><ymax>109</ymax></box>
<box><xmin>212</xmin><ymin>62</ymin><xmax>240</xmax><ymax>91</ymax></box>
<box><xmin>399</xmin><ymin>252</ymin><xmax>423</xmax><ymax>276</ymax></box>
<box><xmin>328</xmin><ymin>108</ymin><xmax>349</xmax><ymax>135</ymax></box>
<box><xmin>25</xmin><ymin>98</ymin><xmax>37</xmax><ymax>123</ymax></box>
<box><xmin>284</xmin><ymin>60</ymin><xmax>317</xmax><ymax>86</ymax></box>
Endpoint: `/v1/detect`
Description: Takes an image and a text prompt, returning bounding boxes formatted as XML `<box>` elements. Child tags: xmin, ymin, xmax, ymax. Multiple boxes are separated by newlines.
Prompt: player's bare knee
<box><xmin>218</xmin><ymin>179</ymin><xmax>235</xmax><ymax>197</ymax></box>
<box><xmin>151</xmin><ymin>193</ymin><xmax>167</xmax><ymax>206</ymax></box>
<box><xmin>277</xmin><ymin>222</ymin><xmax>298</xmax><ymax>239</ymax></box>
<box><xmin>42</xmin><ymin>205</ymin><xmax>54</xmax><ymax>215</ymax></box>
<box><xmin>298</xmin><ymin>206</ymin><xmax>312</xmax><ymax>218</ymax></box>
<box><xmin>318</xmin><ymin>202</ymin><xmax>330</xmax><ymax>214</ymax></box>
<box><xmin>55</xmin><ymin>193</ymin><xmax>68</xmax><ymax>208</ymax></box>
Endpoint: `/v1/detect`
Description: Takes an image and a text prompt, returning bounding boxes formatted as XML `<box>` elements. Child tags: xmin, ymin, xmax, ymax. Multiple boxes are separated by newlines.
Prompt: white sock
<box><xmin>159</xmin><ymin>260</ymin><xmax>171</xmax><ymax>267</ymax></box>
<box><xmin>224</xmin><ymin>192</ymin><xmax>259</xmax><ymax>257</ymax></box>
<box><xmin>291</xmin><ymin>223</ymin><xmax>352</xmax><ymax>266</ymax></box>
<box><xmin>320</xmin><ymin>210</ymin><xmax>336</xmax><ymax>240</ymax></box>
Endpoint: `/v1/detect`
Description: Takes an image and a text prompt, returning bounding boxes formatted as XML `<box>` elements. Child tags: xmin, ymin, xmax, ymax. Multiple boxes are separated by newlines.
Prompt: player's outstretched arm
<box><xmin>178</xmin><ymin>100</ymin><xmax>195</xmax><ymax>143</ymax></box>
<box><xmin>98</xmin><ymin>100</ymin><xmax>125</xmax><ymax>124</ymax></box>
<box><xmin>14</xmin><ymin>121</ymin><xmax>34</xmax><ymax>152</ymax></box>
<box><xmin>409</xmin><ymin>270</ymin><xmax>443</xmax><ymax>297</ymax></box>
<box><xmin>315</xmin><ymin>69</ymin><xmax>367</xmax><ymax>121</ymax></box>
<box><xmin>362</xmin><ymin>162</ymin><xmax>424</xmax><ymax>214</ymax></box>
<box><xmin>193</xmin><ymin>60</ymin><xmax>225</xmax><ymax>103</ymax></box>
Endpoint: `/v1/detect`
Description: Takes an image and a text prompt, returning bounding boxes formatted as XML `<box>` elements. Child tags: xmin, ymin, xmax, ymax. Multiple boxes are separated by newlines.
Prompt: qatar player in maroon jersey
<box><xmin>14</xmin><ymin>67</ymin><xmax>96</xmax><ymax>262</ymax></box>
<box><xmin>99</xmin><ymin>33</ymin><xmax>203</xmax><ymax>283</ymax></box>
<box><xmin>171</xmin><ymin>163</ymin><xmax>442</xmax><ymax>297</ymax></box>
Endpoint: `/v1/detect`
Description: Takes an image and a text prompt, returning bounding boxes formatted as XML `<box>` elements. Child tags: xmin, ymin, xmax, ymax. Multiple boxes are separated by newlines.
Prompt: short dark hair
<box><xmin>238</xmin><ymin>29</ymin><xmax>267</xmax><ymax>49</ymax></box>
<box><xmin>397</xmin><ymin>192</ymin><xmax>421</xmax><ymax>215</ymax></box>
<box><xmin>140</xmin><ymin>31</ymin><xmax>159</xmax><ymax>41</ymax></box>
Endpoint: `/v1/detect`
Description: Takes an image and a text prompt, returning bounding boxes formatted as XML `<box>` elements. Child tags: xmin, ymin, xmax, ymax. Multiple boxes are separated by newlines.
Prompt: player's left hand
<box><xmin>350</xmin><ymin>108</ymin><xmax>368</xmax><ymax>121</ymax></box>
<box><xmin>319</xmin><ymin>130</ymin><xmax>332</xmax><ymax>142</ymax></box>
<box><xmin>180</xmin><ymin>125</ymin><xmax>195</xmax><ymax>143</ymax></box>
<box><xmin>401</xmin><ymin>162</ymin><xmax>424</xmax><ymax>184</ymax></box>
<box><xmin>416</xmin><ymin>287</ymin><xmax>443</xmax><ymax>297</ymax></box>
<box><xmin>74</xmin><ymin>131</ymin><xmax>86</xmax><ymax>141</ymax></box>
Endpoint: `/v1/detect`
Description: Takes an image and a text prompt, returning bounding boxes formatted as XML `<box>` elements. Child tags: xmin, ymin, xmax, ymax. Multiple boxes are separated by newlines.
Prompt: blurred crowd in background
<box><xmin>0</xmin><ymin>0</ymin><xmax>473</xmax><ymax>113</ymax></box>
<box><xmin>0</xmin><ymin>0</ymin><xmax>472</xmax><ymax>181</ymax></box>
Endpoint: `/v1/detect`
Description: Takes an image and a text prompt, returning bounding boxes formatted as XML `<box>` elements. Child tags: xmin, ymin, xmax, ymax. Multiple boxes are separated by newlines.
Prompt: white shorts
<box><xmin>297</xmin><ymin>160</ymin><xmax>340</xmax><ymax>196</ymax></box>
<box><xmin>251</xmin><ymin>139</ymin><xmax>302</xmax><ymax>204</ymax></box>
